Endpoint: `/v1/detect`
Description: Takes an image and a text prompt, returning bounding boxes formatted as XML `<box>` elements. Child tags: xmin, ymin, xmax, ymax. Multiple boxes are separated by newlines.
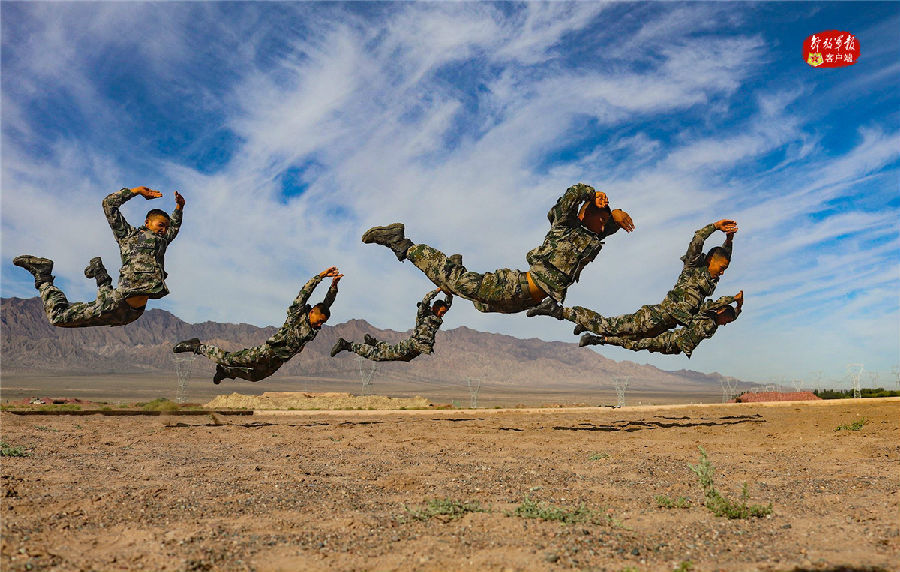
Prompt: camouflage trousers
<box><xmin>38</xmin><ymin>282</ymin><xmax>145</xmax><ymax>328</ymax></box>
<box><xmin>563</xmin><ymin>303</ymin><xmax>675</xmax><ymax>338</ymax></box>
<box><xmin>349</xmin><ymin>338</ymin><xmax>422</xmax><ymax>363</ymax></box>
<box><xmin>407</xmin><ymin>244</ymin><xmax>537</xmax><ymax>314</ymax></box>
<box><xmin>198</xmin><ymin>343</ymin><xmax>287</xmax><ymax>382</ymax></box>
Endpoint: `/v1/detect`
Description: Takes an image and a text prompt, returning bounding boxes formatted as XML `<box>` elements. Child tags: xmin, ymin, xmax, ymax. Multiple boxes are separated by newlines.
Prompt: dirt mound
<box><xmin>733</xmin><ymin>391</ymin><xmax>821</xmax><ymax>403</ymax></box>
<box><xmin>203</xmin><ymin>391</ymin><xmax>432</xmax><ymax>410</ymax></box>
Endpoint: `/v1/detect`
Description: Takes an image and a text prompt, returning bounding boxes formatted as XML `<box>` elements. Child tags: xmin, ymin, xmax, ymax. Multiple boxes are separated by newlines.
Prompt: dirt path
<box><xmin>2</xmin><ymin>399</ymin><xmax>897</xmax><ymax>571</ymax></box>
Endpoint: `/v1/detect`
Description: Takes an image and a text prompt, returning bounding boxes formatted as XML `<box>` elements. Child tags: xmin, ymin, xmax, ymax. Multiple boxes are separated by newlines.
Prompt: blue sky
<box><xmin>2</xmin><ymin>2</ymin><xmax>898</xmax><ymax>388</ymax></box>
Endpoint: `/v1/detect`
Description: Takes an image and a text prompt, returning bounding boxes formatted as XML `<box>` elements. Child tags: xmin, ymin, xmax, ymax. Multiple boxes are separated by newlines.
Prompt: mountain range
<box><xmin>1</xmin><ymin>297</ymin><xmax>744</xmax><ymax>393</ymax></box>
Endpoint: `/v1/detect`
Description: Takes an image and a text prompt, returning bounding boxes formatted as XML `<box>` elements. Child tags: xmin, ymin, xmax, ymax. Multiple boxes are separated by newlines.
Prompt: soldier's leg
<box><xmin>39</xmin><ymin>281</ymin><xmax>141</xmax><ymax>328</ymax></box>
<box><xmin>583</xmin><ymin>304</ymin><xmax>674</xmax><ymax>338</ymax></box>
<box><xmin>84</xmin><ymin>257</ymin><xmax>113</xmax><ymax>288</ymax></box>
<box><xmin>349</xmin><ymin>339</ymin><xmax>418</xmax><ymax>362</ymax></box>
<box><xmin>562</xmin><ymin>305</ymin><xmax>608</xmax><ymax>335</ymax></box>
<box><xmin>407</xmin><ymin>245</ymin><xmax>534</xmax><ymax>314</ymax></box>
<box><xmin>197</xmin><ymin>344</ymin><xmax>280</xmax><ymax>382</ymax></box>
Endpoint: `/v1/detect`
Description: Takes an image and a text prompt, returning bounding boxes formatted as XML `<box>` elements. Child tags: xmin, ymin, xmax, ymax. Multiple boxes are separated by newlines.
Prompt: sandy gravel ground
<box><xmin>2</xmin><ymin>398</ymin><xmax>897</xmax><ymax>572</ymax></box>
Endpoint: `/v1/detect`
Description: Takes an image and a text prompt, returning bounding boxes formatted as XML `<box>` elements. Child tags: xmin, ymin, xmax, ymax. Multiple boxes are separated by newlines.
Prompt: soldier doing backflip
<box><xmin>361</xmin><ymin>183</ymin><xmax>634</xmax><ymax>314</ymax></box>
<box><xmin>529</xmin><ymin>219</ymin><xmax>738</xmax><ymax>342</ymax></box>
<box><xmin>580</xmin><ymin>291</ymin><xmax>743</xmax><ymax>358</ymax></box>
<box><xmin>173</xmin><ymin>267</ymin><xmax>342</xmax><ymax>384</ymax></box>
<box><xmin>13</xmin><ymin>186</ymin><xmax>184</xmax><ymax>328</ymax></box>
<box><xmin>330</xmin><ymin>288</ymin><xmax>452</xmax><ymax>362</ymax></box>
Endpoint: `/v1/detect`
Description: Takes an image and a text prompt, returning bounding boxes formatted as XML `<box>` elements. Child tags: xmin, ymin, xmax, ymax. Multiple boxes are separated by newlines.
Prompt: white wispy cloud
<box><xmin>2</xmin><ymin>3</ymin><xmax>897</xmax><ymax>385</ymax></box>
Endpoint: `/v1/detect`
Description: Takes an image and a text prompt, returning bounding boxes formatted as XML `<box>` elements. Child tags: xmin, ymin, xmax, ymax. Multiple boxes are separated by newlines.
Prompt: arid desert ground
<box><xmin>2</xmin><ymin>398</ymin><xmax>897</xmax><ymax>572</ymax></box>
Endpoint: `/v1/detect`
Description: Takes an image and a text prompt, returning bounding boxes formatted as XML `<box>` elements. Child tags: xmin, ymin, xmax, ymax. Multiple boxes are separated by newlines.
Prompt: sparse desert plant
<box><xmin>673</xmin><ymin>561</ymin><xmax>694</xmax><ymax>572</ymax></box>
<box><xmin>34</xmin><ymin>425</ymin><xmax>59</xmax><ymax>432</ymax></box>
<box><xmin>589</xmin><ymin>452</ymin><xmax>610</xmax><ymax>461</ymax></box>
<box><xmin>688</xmin><ymin>447</ymin><xmax>772</xmax><ymax>519</ymax></box>
<box><xmin>406</xmin><ymin>498</ymin><xmax>487</xmax><ymax>521</ymax></box>
<box><xmin>655</xmin><ymin>494</ymin><xmax>691</xmax><ymax>509</ymax></box>
<box><xmin>1</xmin><ymin>441</ymin><xmax>31</xmax><ymax>457</ymax></box>
<box><xmin>834</xmin><ymin>418</ymin><xmax>869</xmax><ymax>431</ymax></box>
<box><xmin>509</xmin><ymin>496</ymin><xmax>609</xmax><ymax>525</ymax></box>
<box><xmin>141</xmin><ymin>398</ymin><xmax>180</xmax><ymax>412</ymax></box>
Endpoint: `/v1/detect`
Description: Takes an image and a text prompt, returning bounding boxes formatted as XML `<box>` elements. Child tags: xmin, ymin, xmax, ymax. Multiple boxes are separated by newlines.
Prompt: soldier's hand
<box><xmin>594</xmin><ymin>191</ymin><xmax>609</xmax><ymax>209</ymax></box>
<box><xmin>735</xmin><ymin>290</ymin><xmax>743</xmax><ymax>305</ymax></box>
<box><xmin>331</xmin><ymin>274</ymin><xmax>344</xmax><ymax>286</ymax></box>
<box><xmin>174</xmin><ymin>191</ymin><xmax>186</xmax><ymax>209</ymax></box>
<box><xmin>320</xmin><ymin>266</ymin><xmax>340</xmax><ymax>278</ymax></box>
<box><xmin>714</xmin><ymin>219</ymin><xmax>738</xmax><ymax>233</ymax></box>
<box><xmin>611</xmin><ymin>209</ymin><xmax>635</xmax><ymax>232</ymax></box>
<box><xmin>131</xmin><ymin>186</ymin><xmax>162</xmax><ymax>200</ymax></box>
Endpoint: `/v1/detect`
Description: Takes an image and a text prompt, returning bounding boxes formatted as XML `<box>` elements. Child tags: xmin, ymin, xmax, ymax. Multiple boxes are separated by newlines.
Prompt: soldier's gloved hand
<box><xmin>130</xmin><ymin>186</ymin><xmax>162</xmax><ymax>200</ymax></box>
<box><xmin>611</xmin><ymin>209</ymin><xmax>634</xmax><ymax>232</ymax></box>
<box><xmin>175</xmin><ymin>191</ymin><xmax>186</xmax><ymax>209</ymax></box>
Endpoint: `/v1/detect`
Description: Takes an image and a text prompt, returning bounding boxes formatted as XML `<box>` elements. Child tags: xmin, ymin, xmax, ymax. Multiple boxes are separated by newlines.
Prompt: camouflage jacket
<box><xmin>526</xmin><ymin>183</ymin><xmax>620</xmax><ymax>302</ymax></box>
<box><xmin>660</xmin><ymin>223</ymin><xmax>732</xmax><ymax>326</ymax></box>
<box><xmin>266</xmin><ymin>274</ymin><xmax>339</xmax><ymax>360</ymax></box>
<box><xmin>411</xmin><ymin>289</ymin><xmax>453</xmax><ymax>353</ymax></box>
<box><xmin>606</xmin><ymin>296</ymin><xmax>736</xmax><ymax>358</ymax></box>
<box><xmin>103</xmin><ymin>188</ymin><xmax>183</xmax><ymax>299</ymax></box>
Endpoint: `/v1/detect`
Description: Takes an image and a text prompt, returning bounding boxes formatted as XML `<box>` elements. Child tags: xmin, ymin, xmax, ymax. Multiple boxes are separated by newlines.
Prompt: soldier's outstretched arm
<box><xmin>320</xmin><ymin>273</ymin><xmax>342</xmax><ymax>310</ymax></box>
<box><xmin>103</xmin><ymin>187</ymin><xmax>149</xmax><ymax>240</ymax></box>
<box><xmin>165</xmin><ymin>191</ymin><xmax>185</xmax><ymax>243</ymax></box>
<box><xmin>548</xmin><ymin>183</ymin><xmax>599</xmax><ymax>225</ymax></box>
<box><xmin>681</xmin><ymin>221</ymin><xmax>726</xmax><ymax>266</ymax></box>
<box><xmin>416</xmin><ymin>288</ymin><xmax>442</xmax><ymax>320</ymax></box>
<box><xmin>289</xmin><ymin>271</ymin><xmax>327</xmax><ymax>310</ymax></box>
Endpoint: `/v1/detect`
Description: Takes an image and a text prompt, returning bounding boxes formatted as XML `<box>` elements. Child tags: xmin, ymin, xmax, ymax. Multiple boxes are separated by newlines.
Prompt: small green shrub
<box><xmin>688</xmin><ymin>447</ymin><xmax>772</xmax><ymax>519</ymax></box>
<box><xmin>509</xmin><ymin>496</ymin><xmax>608</xmax><ymax>525</ymax></box>
<box><xmin>141</xmin><ymin>398</ymin><xmax>179</xmax><ymax>412</ymax></box>
<box><xmin>407</xmin><ymin>498</ymin><xmax>487</xmax><ymax>520</ymax></box>
<box><xmin>589</xmin><ymin>452</ymin><xmax>610</xmax><ymax>461</ymax></box>
<box><xmin>655</xmin><ymin>494</ymin><xmax>691</xmax><ymax>509</ymax></box>
<box><xmin>834</xmin><ymin>418</ymin><xmax>869</xmax><ymax>431</ymax></box>
<box><xmin>1</xmin><ymin>441</ymin><xmax>31</xmax><ymax>457</ymax></box>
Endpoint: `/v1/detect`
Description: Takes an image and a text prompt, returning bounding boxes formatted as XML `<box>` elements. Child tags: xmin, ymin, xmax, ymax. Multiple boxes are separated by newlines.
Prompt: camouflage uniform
<box><xmin>104</xmin><ymin>188</ymin><xmax>182</xmax><ymax>299</ymax></box>
<box><xmin>564</xmin><ymin>223</ymin><xmax>731</xmax><ymax>336</ymax></box>
<box><xmin>31</xmin><ymin>188</ymin><xmax>182</xmax><ymax>327</ymax></box>
<box><xmin>198</xmin><ymin>274</ymin><xmax>339</xmax><ymax>382</ymax></box>
<box><xmin>349</xmin><ymin>289</ymin><xmax>452</xmax><ymax>362</ymax></box>
<box><xmin>594</xmin><ymin>297</ymin><xmax>737</xmax><ymax>358</ymax></box>
<box><xmin>406</xmin><ymin>183</ymin><xmax>619</xmax><ymax>314</ymax></box>
<box><xmin>38</xmin><ymin>276</ymin><xmax>145</xmax><ymax>328</ymax></box>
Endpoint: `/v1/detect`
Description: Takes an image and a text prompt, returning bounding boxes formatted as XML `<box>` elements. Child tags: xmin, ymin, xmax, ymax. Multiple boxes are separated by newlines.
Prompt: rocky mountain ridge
<box><xmin>1</xmin><ymin>297</ymin><xmax>743</xmax><ymax>391</ymax></box>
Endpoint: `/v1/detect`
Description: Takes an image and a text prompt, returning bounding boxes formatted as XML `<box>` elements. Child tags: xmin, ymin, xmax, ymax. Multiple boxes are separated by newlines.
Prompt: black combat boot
<box><xmin>364</xmin><ymin>334</ymin><xmax>378</xmax><ymax>346</ymax></box>
<box><xmin>213</xmin><ymin>367</ymin><xmax>227</xmax><ymax>385</ymax></box>
<box><xmin>361</xmin><ymin>223</ymin><xmax>413</xmax><ymax>261</ymax></box>
<box><xmin>173</xmin><ymin>338</ymin><xmax>201</xmax><ymax>354</ymax></box>
<box><xmin>330</xmin><ymin>338</ymin><xmax>351</xmax><ymax>357</ymax></box>
<box><xmin>13</xmin><ymin>255</ymin><xmax>54</xmax><ymax>288</ymax></box>
<box><xmin>526</xmin><ymin>297</ymin><xmax>564</xmax><ymax>319</ymax></box>
<box><xmin>573</xmin><ymin>324</ymin><xmax>587</xmax><ymax>335</ymax></box>
<box><xmin>84</xmin><ymin>256</ymin><xmax>113</xmax><ymax>287</ymax></box>
<box><xmin>448</xmin><ymin>253</ymin><xmax>463</xmax><ymax>266</ymax></box>
<box><xmin>579</xmin><ymin>333</ymin><xmax>604</xmax><ymax>347</ymax></box>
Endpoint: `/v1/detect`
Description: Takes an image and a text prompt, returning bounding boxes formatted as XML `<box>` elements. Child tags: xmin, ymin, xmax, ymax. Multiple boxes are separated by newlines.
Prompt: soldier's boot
<box><xmin>84</xmin><ymin>257</ymin><xmax>113</xmax><ymax>288</ymax></box>
<box><xmin>526</xmin><ymin>297</ymin><xmax>564</xmax><ymax>319</ymax></box>
<box><xmin>448</xmin><ymin>253</ymin><xmax>463</xmax><ymax>266</ymax></box>
<box><xmin>364</xmin><ymin>334</ymin><xmax>378</xmax><ymax>346</ymax></box>
<box><xmin>213</xmin><ymin>366</ymin><xmax>227</xmax><ymax>385</ymax></box>
<box><xmin>579</xmin><ymin>333</ymin><xmax>604</xmax><ymax>348</ymax></box>
<box><xmin>330</xmin><ymin>338</ymin><xmax>352</xmax><ymax>357</ymax></box>
<box><xmin>573</xmin><ymin>324</ymin><xmax>587</xmax><ymax>335</ymax></box>
<box><xmin>173</xmin><ymin>338</ymin><xmax>201</xmax><ymax>354</ymax></box>
<box><xmin>13</xmin><ymin>255</ymin><xmax>54</xmax><ymax>289</ymax></box>
<box><xmin>361</xmin><ymin>223</ymin><xmax>413</xmax><ymax>261</ymax></box>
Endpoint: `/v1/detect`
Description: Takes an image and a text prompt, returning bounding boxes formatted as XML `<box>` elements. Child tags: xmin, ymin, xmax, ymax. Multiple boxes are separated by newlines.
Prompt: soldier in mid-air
<box><xmin>528</xmin><ymin>219</ymin><xmax>737</xmax><ymax>340</ymax></box>
<box><xmin>361</xmin><ymin>183</ymin><xmax>634</xmax><ymax>314</ymax></box>
<box><xmin>13</xmin><ymin>186</ymin><xmax>184</xmax><ymax>328</ymax></box>
<box><xmin>580</xmin><ymin>291</ymin><xmax>743</xmax><ymax>358</ymax></box>
<box><xmin>330</xmin><ymin>288</ymin><xmax>453</xmax><ymax>362</ymax></box>
<box><xmin>173</xmin><ymin>267</ymin><xmax>342</xmax><ymax>384</ymax></box>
